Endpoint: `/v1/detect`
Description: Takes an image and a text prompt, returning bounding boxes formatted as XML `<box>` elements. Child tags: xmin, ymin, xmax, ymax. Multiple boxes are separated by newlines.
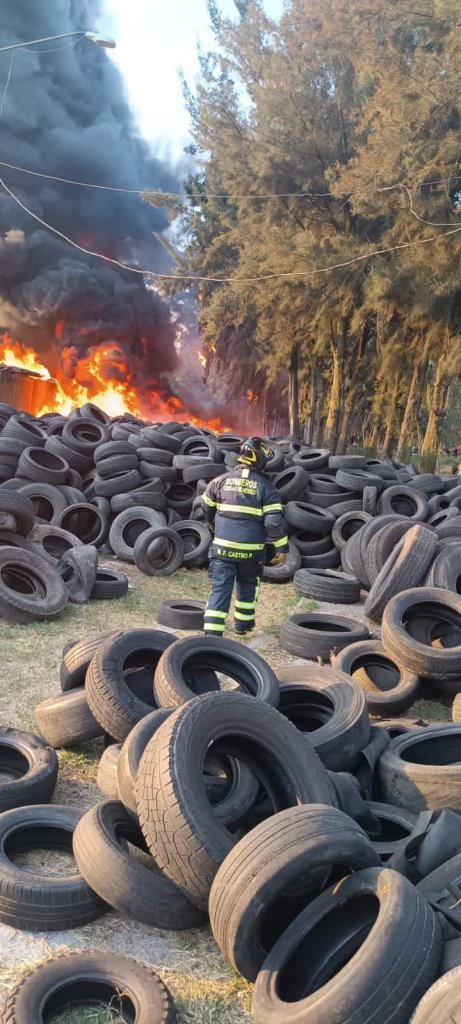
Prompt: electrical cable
<box><xmin>0</xmin><ymin>51</ymin><xmax>15</xmax><ymax>121</ymax></box>
<box><xmin>2</xmin><ymin>173</ymin><xmax>461</xmax><ymax>285</ymax></box>
<box><xmin>0</xmin><ymin>158</ymin><xmax>460</xmax><ymax>202</ymax></box>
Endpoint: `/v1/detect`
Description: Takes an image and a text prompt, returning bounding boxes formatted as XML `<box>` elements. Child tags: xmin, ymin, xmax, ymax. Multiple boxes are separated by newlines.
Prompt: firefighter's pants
<box><xmin>204</xmin><ymin>556</ymin><xmax>263</xmax><ymax>635</ymax></box>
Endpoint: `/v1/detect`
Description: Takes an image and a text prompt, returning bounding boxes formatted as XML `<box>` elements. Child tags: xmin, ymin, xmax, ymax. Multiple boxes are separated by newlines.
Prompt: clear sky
<box><xmin>104</xmin><ymin>0</ymin><xmax>283</xmax><ymax>160</ymax></box>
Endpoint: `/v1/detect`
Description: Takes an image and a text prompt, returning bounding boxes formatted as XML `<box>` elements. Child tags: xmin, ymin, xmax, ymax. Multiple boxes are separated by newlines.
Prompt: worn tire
<box><xmin>209</xmin><ymin>804</ymin><xmax>380</xmax><ymax>981</ymax></box>
<box><xmin>85</xmin><ymin>628</ymin><xmax>175</xmax><ymax>741</ymax></box>
<box><xmin>263</xmin><ymin>541</ymin><xmax>302</xmax><ymax>582</ymax></box>
<box><xmin>280</xmin><ymin>612</ymin><xmax>369</xmax><ymax>661</ymax></box>
<box><xmin>252</xmin><ymin>866</ymin><xmax>441</xmax><ymax>1024</ymax></box>
<box><xmin>293</xmin><ymin>568</ymin><xmax>361</xmax><ymax>603</ymax></box>
<box><xmin>411</xmin><ymin>966</ymin><xmax>461</xmax><ymax>1023</ymax></box>
<box><xmin>0</xmin><ymin>728</ymin><xmax>58</xmax><ymax>811</ymax></box>
<box><xmin>363</xmin><ymin>519</ymin><xmax>416</xmax><ymax>586</ymax></box>
<box><xmin>0</xmin><ymin>547</ymin><xmax>68</xmax><ymax>623</ymax></box>
<box><xmin>73</xmin><ymin>799</ymin><xmax>205</xmax><ymax>929</ymax></box>
<box><xmin>35</xmin><ymin>688</ymin><xmax>102</xmax><ymax>748</ymax></box>
<box><xmin>96</xmin><ymin>743</ymin><xmax>122</xmax><ymax>799</ymax></box>
<box><xmin>381</xmin><ymin>588</ymin><xmax>461</xmax><ymax>682</ymax></box>
<box><xmin>57</xmin><ymin>544</ymin><xmax>98</xmax><ymax>604</ymax></box>
<box><xmin>109</xmin><ymin>507</ymin><xmax>165</xmax><ymax>563</ymax></box>
<box><xmin>0</xmin><ymin>492</ymin><xmax>35</xmax><ymax>536</ymax></box>
<box><xmin>134</xmin><ymin>527</ymin><xmax>184</xmax><ymax>576</ymax></box>
<box><xmin>365</xmin><ymin>801</ymin><xmax>417</xmax><ymax>862</ymax></box>
<box><xmin>2</xmin><ymin>951</ymin><xmax>176</xmax><ymax>1023</ymax></box>
<box><xmin>379</xmin><ymin>724</ymin><xmax>461</xmax><ymax>811</ymax></box>
<box><xmin>377</xmin><ymin>485</ymin><xmax>428</xmax><ymax>520</ymax></box>
<box><xmin>60</xmin><ymin>631</ymin><xmax>120</xmax><ymax>691</ymax></box>
<box><xmin>333</xmin><ymin>640</ymin><xmax>421</xmax><ymax>716</ymax></box>
<box><xmin>171</xmin><ymin>521</ymin><xmax>211</xmax><ymax>568</ymax></box>
<box><xmin>0</xmin><ymin>804</ymin><xmax>105</xmax><ymax>930</ymax></box>
<box><xmin>277</xmin><ymin>678</ymin><xmax>370</xmax><ymax>771</ymax></box>
<box><xmin>156</xmin><ymin>599</ymin><xmax>205</xmax><ymax>631</ymax></box>
<box><xmin>284</xmin><ymin>501</ymin><xmax>335</xmax><ymax>535</ymax></box>
<box><xmin>154</xmin><ymin>635</ymin><xmax>279</xmax><ymax>708</ymax></box>
<box><xmin>364</xmin><ymin>525</ymin><xmax>437</xmax><ymax>623</ymax></box>
<box><xmin>29</xmin><ymin>523</ymin><xmax>83</xmax><ymax>561</ymax></box>
<box><xmin>425</xmin><ymin>546</ymin><xmax>461</xmax><ymax>593</ymax></box>
<box><xmin>332</xmin><ymin>511</ymin><xmax>372</xmax><ymax>551</ymax></box>
<box><xmin>90</xmin><ymin>568</ymin><xmax>129</xmax><ymax>600</ymax></box>
<box><xmin>136</xmin><ymin>691</ymin><xmax>336</xmax><ymax>909</ymax></box>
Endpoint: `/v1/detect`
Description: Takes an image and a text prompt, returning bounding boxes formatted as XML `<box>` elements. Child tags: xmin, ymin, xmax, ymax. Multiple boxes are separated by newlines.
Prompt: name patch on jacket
<box><xmin>225</xmin><ymin>477</ymin><xmax>257</xmax><ymax>494</ymax></box>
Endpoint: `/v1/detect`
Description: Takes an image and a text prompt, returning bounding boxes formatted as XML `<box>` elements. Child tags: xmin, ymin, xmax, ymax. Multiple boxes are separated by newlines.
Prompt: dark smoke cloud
<box><xmin>0</xmin><ymin>0</ymin><xmax>179</xmax><ymax>390</ymax></box>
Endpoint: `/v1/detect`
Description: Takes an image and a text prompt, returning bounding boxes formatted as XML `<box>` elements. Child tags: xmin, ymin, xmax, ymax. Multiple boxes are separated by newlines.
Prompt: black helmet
<box><xmin>238</xmin><ymin>436</ymin><xmax>272</xmax><ymax>471</ymax></box>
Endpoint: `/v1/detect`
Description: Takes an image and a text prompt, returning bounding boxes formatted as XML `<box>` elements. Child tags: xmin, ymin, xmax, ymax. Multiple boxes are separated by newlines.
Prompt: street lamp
<box><xmin>0</xmin><ymin>30</ymin><xmax>116</xmax><ymax>53</ymax></box>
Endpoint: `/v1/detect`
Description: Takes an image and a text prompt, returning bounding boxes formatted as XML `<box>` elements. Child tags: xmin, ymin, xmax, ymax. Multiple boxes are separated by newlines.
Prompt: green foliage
<box><xmin>146</xmin><ymin>0</ymin><xmax>461</xmax><ymax>455</ymax></box>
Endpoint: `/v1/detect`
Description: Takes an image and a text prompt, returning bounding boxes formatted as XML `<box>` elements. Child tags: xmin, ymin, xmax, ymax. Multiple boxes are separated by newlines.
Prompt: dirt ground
<box><xmin>0</xmin><ymin>557</ymin><xmax>449</xmax><ymax>1022</ymax></box>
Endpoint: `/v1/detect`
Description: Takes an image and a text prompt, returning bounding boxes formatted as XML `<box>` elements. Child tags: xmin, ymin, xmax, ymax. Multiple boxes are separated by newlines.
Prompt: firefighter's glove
<box><xmin>269</xmin><ymin>553</ymin><xmax>286</xmax><ymax>567</ymax></box>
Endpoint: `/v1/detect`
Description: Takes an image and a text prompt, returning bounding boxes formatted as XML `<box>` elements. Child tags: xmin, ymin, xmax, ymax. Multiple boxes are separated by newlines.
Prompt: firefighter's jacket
<box><xmin>202</xmin><ymin>465</ymin><xmax>289</xmax><ymax>560</ymax></box>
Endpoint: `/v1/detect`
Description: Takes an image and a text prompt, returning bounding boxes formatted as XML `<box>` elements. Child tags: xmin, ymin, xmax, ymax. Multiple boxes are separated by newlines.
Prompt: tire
<box><xmin>94</xmin><ymin>440</ymin><xmax>135</xmax><ymax>462</ymax></box>
<box><xmin>85</xmin><ymin>628</ymin><xmax>175</xmax><ymax>741</ymax></box>
<box><xmin>139</xmin><ymin>463</ymin><xmax>179</xmax><ymax>483</ymax></box>
<box><xmin>2</xmin><ymin>951</ymin><xmax>176</xmax><ymax>1023</ymax></box>
<box><xmin>209</xmin><ymin>804</ymin><xmax>380</xmax><ymax>981</ymax></box>
<box><xmin>365</xmin><ymin>801</ymin><xmax>417</xmax><ymax>862</ymax></box>
<box><xmin>377</xmin><ymin>485</ymin><xmax>428</xmax><ymax>520</ymax></box>
<box><xmin>293</xmin><ymin>568</ymin><xmax>361</xmax><ymax>604</ymax></box>
<box><xmin>350</xmin><ymin>514</ymin><xmax>409</xmax><ymax>590</ymax></box>
<box><xmin>289</xmin><ymin>532</ymin><xmax>332</xmax><ymax>554</ymax></box>
<box><xmin>62</xmin><ymin>416</ymin><xmax>109</xmax><ymax>454</ymax></box>
<box><xmin>166</xmin><ymin>482</ymin><xmax>195</xmax><ymax>514</ymax></box>
<box><xmin>298</xmin><ymin>547</ymin><xmax>341</xmax><ymax>569</ymax></box>
<box><xmin>381</xmin><ymin>588</ymin><xmax>461</xmax><ymax>681</ymax></box>
<box><xmin>379</xmin><ymin>724</ymin><xmax>461</xmax><ymax>811</ymax></box>
<box><xmin>272</xmin><ymin>466</ymin><xmax>310</xmax><ymax>501</ymax></box>
<box><xmin>362</xmin><ymin>485</ymin><xmax>378</xmax><ymax>516</ymax></box>
<box><xmin>57</xmin><ymin>544</ymin><xmax>98</xmax><ymax>603</ymax></box>
<box><xmin>0</xmin><ymin>493</ymin><xmax>35</xmax><ymax>536</ymax></box>
<box><xmin>0</xmin><ymin>728</ymin><xmax>58</xmax><ymax>811</ymax></box>
<box><xmin>154</xmin><ymin>635</ymin><xmax>280</xmax><ymax>708</ymax></box>
<box><xmin>2</xmin><ymin>414</ymin><xmax>46</xmax><ymax>446</ymax></box>
<box><xmin>364</xmin><ymin>520</ymin><xmax>416</xmax><ymax>585</ymax></box>
<box><xmin>411</xmin><ymin>966</ymin><xmax>461</xmax><ymax>1023</ymax></box>
<box><xmin>182</xmin><ymin>462</ymin><xmax>224</xmax><ymax>484</ymax></box>
<box><xmin>329</xmin><ymin>500</ymin><xmax>363</xmax><ymax>516</ymax></box>
<box><xmin>277</xmin><ymin>678</ymin><xmax>370</xmax><ymax>771</ymax></box>
<box><xmin>136</xmin><ymin>691</ymin><xmax>336</xmax><ymax>909</ymax></box>
<box><xmin>292</xmin><ymin>449</ymin><xmax>330</xmax><ymax>470</ymax></box>
<box><xmin>171</xmin><ymin>521</ymin><xmax>211</xmax><ymax>567</ymax></box>
<box><xmin>251</xmin><ymin>867</ymin><xmax>441</xmax><ymax>1024</ymax></box>
<box><xmin>60</xmin><ymin>631</ymin><xmax>121</xmax><ymax>691</ymax></box>
<box><xmin>55</xmin><ymin>503</ymin><xmax>108</xmax><ymax>547</ymax></box>
<box><xmin>329</xmin><ymin>455</ymin><xmax>367</xmax><ymax>469</ymax></box>
<box><xmin>46</xmin><ymin>434</ymin><xmax>93</xmax><ymax>474</ymax></box>
<box><xmin>364</xmin><ymin>525</ymin><xmax>437</xmax><ymax>623</ymax></box>
<box><xmin>109</xmin><ymin>507</ymin><xmax>166</xmax><ymax>563</ymax></box>
<box><xmin>426</xmin><ymin>507</ymin><xmax>460</xmax><ymax>529</ymax></box>
<box><xmin>95</xmin><ymin>453</ymin><xmax>139</xmax><ymax>478</ymax></box>
<box><xmin>0</xmin><ymin>805</ymin><xmax>105</xmax><ymax>930</ymax></box>
<box><xmin>333</xmin><ymin>640</ymin><xmax>421</xmax><ymax>716</ymax></box>
<box><xmin>280</xmin><ymin>612</ymin><xmax>369</xmax><ymax>661</ymax></box>
<box><xmin>96</xmin><ymin>743</ymin><xmax>122</xmax><ymax>799</ymax></box>
<box><xmin>156</xmin><ymin>599</ymin><xmax>205</xmax><ymax>630</ymax></box>
<box><xmin>332</xmin><ymin>511</ymin><xmax>372</xmax><ymax>550</ymax></box>
<box><xmin>336</xmin><ymin>468</ymin><xmax>384</xmax><ymax>493</ymax></box>
<box><xmin>134</xmin><ymin>527</ymin><xmax>184</xmax><ymax>576</ymax></box>
<box><xmin>17</xmin><ymin>446</ymin><xmax>69</xmax><ymax>485</ymax></box>
<box><xmin>73</xmin><ymin>799</ymin><xmax>205</xmax><ymax>930</ymax></box>
<box><xmin>29</xmin><ymin>523</ymin><xmax>83</xmax><ymax>561</ymax></box>
<box><xmin>137</xmin><ymin>447</ymin><xmax>174</xmax><ymax>465</ymax></box>
<box><xmin>17</xmin><ymin>482</ymin><xmax>67</xmax><ymax>523</ymax></box>
<box><xmin>425</xmin><ymin>546</ymin><xmax>461</xmax><ymax>592</ymax></box>
<box><xmin>262</xmin><ymin>541</ymin><xmax>302</xmax><ymax>582</ymax></box>
<box><xmin>111</xmin><ymin>489</ymin><xmax>168</xmax><ymax>514</ymax></box>
<box><xmin>284</xmin><ymin>501</ymin><xmax>335</xmax><ymax>535</ymax></box>
<box><xmin>305</xmin><ymin>487</ymin><xmax>357</xmax><ymax>509</ymax></box>
<box><xmin>91</xmin><ymin>568</ymin><xmax>129</xmax><ymax>600</ymax></box>
<box><xmin>440</xmin><ymin>938</ymin><xmax>461</xmax><ymax>975</ymax></box>
<box><xmin>141</xmin><ymin>427</ymin><xmax>181</xmax><ymax>452</ymax></box>
<box><xmin>94</xmin><ymin>468</ymin><xmax>142</xmax><ymax>497</ymax></box>
<box><xmin>0</xmin><ymin>547</ymin><xmax>68</xmax><ymax>623</ymax></box>
<box><xmin>35</xmin><ymin>688</ymin><xmax>102</xmax><ymax>748</ymax></box>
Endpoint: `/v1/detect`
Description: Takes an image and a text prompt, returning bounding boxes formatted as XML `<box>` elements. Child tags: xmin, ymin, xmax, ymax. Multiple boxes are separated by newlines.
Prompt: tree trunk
<box><xmin>288</xmin><ymin>345</ymin><xmax>300</xmax><ymax>436</ymax></box>
<box><xmin>335</xmin><ymin>395</ymin><xmax>354</xmax><ymax>455</ymax></box>
<box><xmin>324</xmin><ymin>344</ymin><xmax>341</xmax><ymax>450</ymax></box>
<box><xmin>396</xmin><ymin>352</ymin><xmax>429</xmax><ymax>463</ymax></box>
<box><xmin>311</xmin><ymin>367</ymin><xmax>326</xmax><ymax>445</ymax></box>
<box><xmin>379</xmin><ymin>378</ymin><xmax>399</xmax><ymax>457</ymax></box>
<box><xmin>420</xmin><ymin>358</ymin><xmax>450</xmax><ymax>471</ymax></box>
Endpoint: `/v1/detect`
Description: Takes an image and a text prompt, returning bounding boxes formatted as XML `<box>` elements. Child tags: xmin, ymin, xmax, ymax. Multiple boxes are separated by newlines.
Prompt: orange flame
<box><xmin>197</xmin><ymin>349</ymin><xmax>207</xmax><ymax>369</ymax></box>
<box><xmin>0</xmin><ymin>334</ymin><xmax>231</xmax><ymax>430</ymax></box>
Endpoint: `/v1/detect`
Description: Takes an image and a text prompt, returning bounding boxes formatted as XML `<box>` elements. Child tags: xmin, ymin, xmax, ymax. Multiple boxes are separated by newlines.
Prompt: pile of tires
<box><xmin>1</xmin><ymin>625</ymin><xmax>461</xmax><ymax>1020</ymax></box>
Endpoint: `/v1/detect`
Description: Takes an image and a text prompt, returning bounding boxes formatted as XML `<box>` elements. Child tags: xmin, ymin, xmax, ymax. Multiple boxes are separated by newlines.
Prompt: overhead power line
<box><xmin>2</xmin><ymin>174</ymin><xmax>461</xmax><ymax>285</ymax></box>
<box><xmin>0</xmin><ymin>157</ymin><xmax>460</xmax><ymax>203</ymax></box>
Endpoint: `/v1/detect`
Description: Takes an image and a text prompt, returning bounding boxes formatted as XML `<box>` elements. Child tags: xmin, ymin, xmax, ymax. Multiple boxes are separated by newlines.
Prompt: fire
<box><xmin>247</xmin><ymin>390</ymin><xmax>258</xmax><ymax>405</ymax></box>
<box><xmin>0</xmin><ymin>333</ymin><xmax>232</xmax><ymax>430</ymax></box>
<box><xmin>197</xmin><ymin>349</ymin><xmax>207</xmax><ymax>369</ymax></box>
<box><xmin>0</xmin><ymin>336</ymin><xmax>51</xmax><ymax>379</ymax></box>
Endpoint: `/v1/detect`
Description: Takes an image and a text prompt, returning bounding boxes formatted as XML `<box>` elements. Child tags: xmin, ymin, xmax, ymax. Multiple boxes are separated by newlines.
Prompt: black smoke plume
<box><xmin>0</xmin><ymin>0</ymin><xmax>179</xmax><ymax>396</ymax></box>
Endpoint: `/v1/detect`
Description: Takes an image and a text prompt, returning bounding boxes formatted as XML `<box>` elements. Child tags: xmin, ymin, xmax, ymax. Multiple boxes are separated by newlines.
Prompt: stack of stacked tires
<box><xmin>0</xmin><ymin>626</ymin><xmax>456</xmax><ymax>1019</ymax></box>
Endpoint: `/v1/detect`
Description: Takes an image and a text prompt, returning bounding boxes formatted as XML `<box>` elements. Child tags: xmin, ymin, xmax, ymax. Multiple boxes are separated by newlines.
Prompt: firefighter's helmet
<box><xmin>238</xmin><ymin>436</ymin><xmax>272</xmax><ymax>471</ymax></box>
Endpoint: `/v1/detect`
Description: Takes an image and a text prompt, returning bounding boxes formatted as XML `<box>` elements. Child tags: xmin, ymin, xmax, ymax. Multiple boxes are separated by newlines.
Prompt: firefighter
<box><xmin>201</xmin><ymin>436</ymin><xmax>288</xmax><ymax>636</ymax></box>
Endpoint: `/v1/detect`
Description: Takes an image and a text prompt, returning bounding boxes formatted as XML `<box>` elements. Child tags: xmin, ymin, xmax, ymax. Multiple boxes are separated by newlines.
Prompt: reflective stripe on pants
<box><xmin>204</xmin><ymin>557</ymin><xmax>263</xmax><ymax>635</ymax></box>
